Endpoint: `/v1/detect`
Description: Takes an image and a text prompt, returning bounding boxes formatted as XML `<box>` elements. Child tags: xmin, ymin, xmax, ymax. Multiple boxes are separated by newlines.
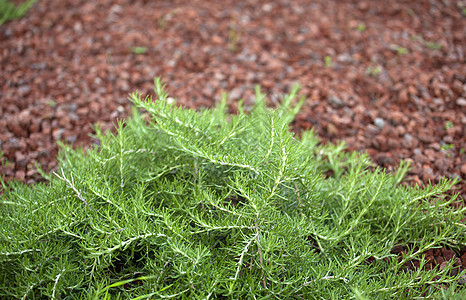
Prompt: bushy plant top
<box><xmin>1</xmin><ymin>79</ymin><xmax>465</xmax><ymax>299</ymax></box>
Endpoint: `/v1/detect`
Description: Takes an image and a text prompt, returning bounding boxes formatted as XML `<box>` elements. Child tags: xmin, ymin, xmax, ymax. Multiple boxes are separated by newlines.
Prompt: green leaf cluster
<box><xmin>0</xmin><ymin>0</ymin><xmax>36</xmax><ymax>26</ymax></box>
<box><xmin>1</xmin><ymin>79</ymin><xmax>465</xmax><ymax>299</ymax></box>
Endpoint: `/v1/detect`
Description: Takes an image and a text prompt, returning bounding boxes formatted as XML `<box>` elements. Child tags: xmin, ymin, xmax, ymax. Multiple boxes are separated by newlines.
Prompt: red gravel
<box><xmin>1</xmin><ymin>0</ymin><xmax>465</xmax><ymax>281</ymax></box>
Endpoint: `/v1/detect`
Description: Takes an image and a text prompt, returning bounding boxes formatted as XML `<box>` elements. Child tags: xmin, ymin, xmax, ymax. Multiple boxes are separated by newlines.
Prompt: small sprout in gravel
<box><xmin>0</xmin><ymin>152</ymin><xmax>10</xmax><ymax>168</ymax></box>
<box><xmin>130</xmin><ymin>46</ymin><xmax>148</xmax><ymax>55</ymax></box>
<box><xmin>366</xmin><ymin>65</ymin><xmax>382</xmax><ymax>76</ymax></box>
<box><xmin>410</xmin><ymin>34</ymin><xmax>421</xmax><ymax>41</ymax></box>
<box><xmin>424</xmin><ymin>41</ymin><xmax>442</xmax><ymax>50</ymax></box>
<box><xmin>441</xmin><ymin>143</ymin><xmax>454</xmax><ymax>151</ymax></box>
<box><xmin>390</xmin><ymin>44</ymin><xmax>409</xmax><ymax>55</ymax></box>
<box><xmin>445</xmin><ymin>121</ymin><xmax>454</xmax><ymax>130</ymax></box>
<box><xmin>355</xmin><ymin>23</ymin><xmax>366</xmax><ymax>32</ymax></box>
<box><xmin>324</xmin><ymin>55</ymin><xmax>332</xmax><ymax>67</ymax></box>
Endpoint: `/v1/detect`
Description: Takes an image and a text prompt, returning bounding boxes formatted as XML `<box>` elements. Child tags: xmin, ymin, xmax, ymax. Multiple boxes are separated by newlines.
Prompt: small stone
<box><xmin>414</xmin><ymin>153</ymin><xmax>425</xmax><ymax>164</ymax></box>
<box><xmin>228</xmin><ymin>87</ymin><xmax>243</xmax><ymax>101</ymax></box>
<box><xmin>336</xmin><ymin>53</ymin><xmax>352</xmax><ymax>63</ymax></box>
<box><xmin>422</xmin><ymin>166</ymin><xmax>435</xmax><ymax>181</ymax></box>
<box><xmin>433</xmin><ymin>98</ymin><xmax>444</xmax><ymax>105</ymax></box>
<box><xmin>41</xmin><ymin>120</ymin><xmax>51</xmax><ymax>135</ymax></box>
<box><xmin>18</xmin><ymin>85</ymin><xmax>31</xmax><ymax>96</ymax></box>
<box><xmin>357</xmin><ymin>2</ymin><xmax>369</xmax><ymax>11</ymax></box>
<box><xmin>18</xmin><ymin>110</ymin><xmax>31</xmax><ymax>124</ymax></box>
<box><xmin>15</xmin><ymin>170</ymin><xmax>26</xmax><ymax>181</ymax></box>
<box><xmin>262</xmin><ymin>3</ymin><xmax>273</xmax><ymax>12</ymax></box>
<box><xmin>69</xmin><ymin>112</ymin><xmax>80</xmax><ymax>121</ymax></box>
<box><xmin>402</xmin><ymin>133</ymin><xmax>414</xmax><ymax>148</ymax></box>
<box><xmin>373</xmin><ymin>135</ymin><xmax>388</xmax><ymax>151</ymax></box>
<box><xmin>424</xmin><ymin>149</ymin><xmax>436</xmax><ymax>162</ymax></box>
<box><xmin>451</xmin><ymin>267</ymin><xmax>460</xmax><ymax>276</ymax></box>
<box><xmin>460</xmin><ymin>164</ymin><xmax>466</xmax><ymax>175</ymax></box>
<box><xmin>436</xmin><ymin>256</ymin><xmax>445</xmax><ymax>265</ymax></box>
<box><xmin>8</xmin><ymin>138</ymin><xmax>26</xmax><ymax>151</ymax></box>
<box><xmin>394</xmin><ymin>125</ymin><xmax>406</xmax><ymax>136</ymax></box>
<box><xmin>428</xmin><ymin>143</ymin><xmax>441</xmax><ymax>151</ymax></box>
<box><xmin>52</xmin><ymin>128</ymin><xmax>65</xmax><ymax>140</ymax></box>
<box><xmin>26</xmin><ymin>169</ymin><xmax>38</xmax><ymax>177</ymax></box>
<box><xmin>66</xmin><ymin>135</ymin><xmax>77</xmax><ymax>144</ymax></box>
<box><xmin>443</xmin><ymin>136</ymin><xmax>453</xmax><ymax>144</ymax></box>
<box><xmin>29</xmin><ymin>119</ymin><xmax>41</xmax><ymax>133</ymax></box>
<box><xmin>434</xmin><ymin>157</ymin><xmax>449</xmax><ymax>172</ymax></box>
<box><xmin>31</xmin><ymin>62</ymin><xmax>46</xmax><ymax>70</ymax></box>
<box><xmin>456</xmin><ymin>97</ymin><xmax>466</xmax><ymax>107</ymax></box>
<box><xmin>328</xmin><ymin>95</ymin><xmax>345</xmax><ymax>108</ymax></box>
<box><xmin>15</xmin><ymin>151</ymin><xmax>28</xmax><ymax>168</ymax></box>
<box><xmin>374</xmin><ymin>118</ymin><xmax>385</xmax><ymax>129</ymax></box>
<box><xmin>454</xmin><ymin>257</ymin><xmax>462</xmax><ymax>267</ymax></box>
<box><xmin>375</xmin><ymin>153</ymin><xmax>394</xmax><ymax>166</ymax></box>
<box><xmin>387</xmin><ymin>138</ymin><xmax>400</xmax><ymax>150</ymax></box>
<box><xmin>8</xmin><ymin>122</ymin><xmax>28</xmax><ymax>137</ymax></box>
<box><xmin>425</xmin><ymin>255</ymin><xmax>435</xmax><ymax>265</ymax></box>
<box><xmin>398</xmin><ymin>89</ymin><xmax>409</xmax><ymax>104</ymax></box>
<box><xmin>326</xmin><ymin>123</ymin><xmax>338</xmax><ymax>135</ymax></box>
<box><xmin>441</xmin><ymin>248</ymin><xmax>455</xmax><ymax>261</ymax></box>
<box><xmin>77</xmin><ymin>107</ymin><xmax>88</xmax><ymax>116</ymax></box>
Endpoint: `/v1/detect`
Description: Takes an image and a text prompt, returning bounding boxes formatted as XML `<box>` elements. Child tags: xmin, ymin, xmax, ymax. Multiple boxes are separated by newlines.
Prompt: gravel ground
<box><xmin>1</xmin><ymin>0</ymin><xmax>465</xmax><ymax>282</ymax></box>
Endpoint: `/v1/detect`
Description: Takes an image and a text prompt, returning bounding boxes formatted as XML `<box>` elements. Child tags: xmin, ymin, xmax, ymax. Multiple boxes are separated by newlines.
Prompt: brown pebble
<box><xmin>435</xmin><ymin>157</ymin><xmax>450</xmax><ymax>172</ymax></box>
<box><xmin>436</xmin><ymin>256</ymin><xmax>445</xmax><ymax>265</ymax></box>
<box><xmin>14</xmin><ymin>151</ymin><xmax>28</xmax><ymax>168</ymax></box>
<box><xmin>326</xmin><ymin>123</ymin><xmax>338</xmax><ymax>136</ymax></box>
<box><xmin>461</xmin><ymin>164</ymin><xmax>466</xmax><ymax>176</ymax></box>
<box><xmin>14</xmin><ymin>170</ymin><xmax>26</xmax><ymax>181</ymax></box>
<box><xmin>441</xmin><ymin>248</ymin><xmax>455</xmax><ymax>261</ymax></box>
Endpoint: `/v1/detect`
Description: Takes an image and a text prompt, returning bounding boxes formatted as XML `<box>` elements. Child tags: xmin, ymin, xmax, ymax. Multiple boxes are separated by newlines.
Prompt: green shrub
<box><xmin>0</xmin><ymin>0</ymin><xmax>36</xmax><ymax>26</ymax></box>
<box><xmin>1</xmin><ymin>79</ymin><xmax>465</xmax><ymax>299</ymax></box>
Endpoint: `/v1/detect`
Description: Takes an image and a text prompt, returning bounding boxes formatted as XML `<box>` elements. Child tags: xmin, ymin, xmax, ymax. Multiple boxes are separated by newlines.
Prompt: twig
<box><xmin>0</xmin><ymin>248</ymin><xmax>40</xmax><ymax>256</ymax></box>
<box><xmin>54</xmin><ymin>169</ymin><xmax>90</xmax><ymax>209</ymax></box>
<box><xmin>51</xmin><ymin>270</ymin><xmax>64</xmax><ymax>300</ymax></box>
<box><xmin>255</xmin><ymin>222</ymin><xmax>266</xmax><ymax>289</ymax></box>
<box><xmin>91</xmin><ymin>233</ymin><xmax>166</xmax><ymax>256</ymax></box>
<box><xmin>303</xmin><ymin>275</ymin><xmax>348</xmax><ymax>285</ymax></box>
<box><xmin>231</xmin><ymin>234</ymin><xmax>257</xmax><ymax>280</ymax></box>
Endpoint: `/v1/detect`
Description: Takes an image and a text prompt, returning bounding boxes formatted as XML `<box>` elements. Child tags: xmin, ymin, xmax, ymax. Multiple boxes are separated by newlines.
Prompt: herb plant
<box><xmin>1</xmin><ymin>79</ymin><xmax>465</xmax><ymax>299</ymax></box>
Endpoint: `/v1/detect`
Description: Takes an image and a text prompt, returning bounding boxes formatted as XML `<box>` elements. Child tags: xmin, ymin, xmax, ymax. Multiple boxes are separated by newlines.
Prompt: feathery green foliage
<box><xmin>1</xmin><ymin>78</ymin><xmax>465</xmax><ymax>299</ymax></box>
